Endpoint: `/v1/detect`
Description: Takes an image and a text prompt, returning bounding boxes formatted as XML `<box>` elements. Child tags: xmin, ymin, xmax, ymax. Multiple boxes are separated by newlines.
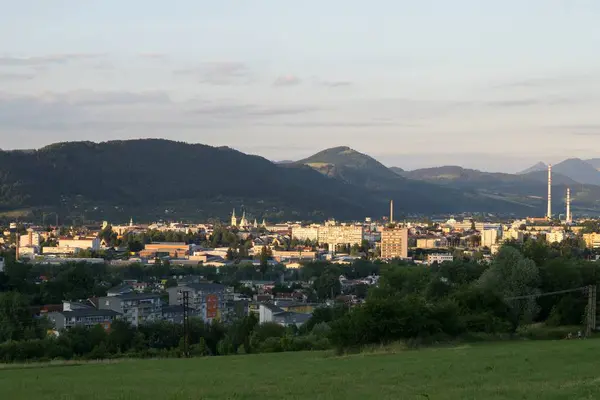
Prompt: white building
<box><xmin>427</xmin><ymin>253</ymin><xmax>454</xmax><ymax>265</ymax></box>
<box><xmin>20</xmin><ymin>229</ymin><xmax>42</xmax><ymax>247</ymax></box>
<box><xmin>291</xmin><ymin>226</ymin><xmax>320</xmax><ymax>242</ymax></box>
<box><xmin>502</xmin><ymin>228</ymin><xmax>525</xmax><ymax>243</ymax></box>
<box><xmin>546</xmin><ymin>231</ymin><xmax>566</xmax><ymax>244</ymax></box>
<box><xmin>318</xmin><ymin>223</ymin><xmax>364</xmax><ymax>249</ymax></box>
<box><xmin>58</xmin><ymin>236</ymin><xmax>101</xmax><ymax>251</ymax></box>
<box><xmin>481</xmin><ymin>229</ymin><xmax>501</xmax><ymax>248</ymax></box>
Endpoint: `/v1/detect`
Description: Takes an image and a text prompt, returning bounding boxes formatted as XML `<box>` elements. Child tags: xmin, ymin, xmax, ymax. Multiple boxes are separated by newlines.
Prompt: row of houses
<box><xmin>48</xmin><ymin>282</ymin><xmax>228</xmax><ymax>330</ymax></box>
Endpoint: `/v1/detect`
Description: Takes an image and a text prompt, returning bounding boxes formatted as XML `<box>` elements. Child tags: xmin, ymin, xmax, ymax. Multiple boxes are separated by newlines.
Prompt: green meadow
<box><xmin>2</xmin><ymin>339</ymin><xmax>599</xmax><ymax>400</ymax></box>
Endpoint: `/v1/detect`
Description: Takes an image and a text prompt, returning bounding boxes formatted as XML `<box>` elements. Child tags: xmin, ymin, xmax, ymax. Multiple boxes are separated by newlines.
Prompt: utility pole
<box><xmin>182</xmin><ymin>291</ymin><xmax>190</xmax><ymax>357</ymax></box>
<box><xmin>586</xmin><ymin>285</ymin><xmax>597</xmax><ymax>337</ymax></box>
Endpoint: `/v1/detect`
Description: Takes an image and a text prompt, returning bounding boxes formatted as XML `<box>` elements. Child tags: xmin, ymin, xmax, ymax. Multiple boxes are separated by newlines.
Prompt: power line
<box><xmin>505</xmin><ymin>286</ymin><xmax>588</xmax><ymax>301</ymax></box>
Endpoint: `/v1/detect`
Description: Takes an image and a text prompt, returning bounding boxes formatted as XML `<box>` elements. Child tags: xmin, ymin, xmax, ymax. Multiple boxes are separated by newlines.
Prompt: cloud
<box><xmin>259</xmin><ymin>121</ymin><xmax>410</xmax><ymax>128</ymax></box>
<box><xmin>273</xmin><ymin>75</ymin><xmax>302</xmax><ymax>87</ymax></box>
<box><xmin>0</xmin><ymin>53</ymin><xmax>104</xmax><ymax>67</ymax></box>
<box><xmin>494</xmin><ymin>73</ymin><xmax>595</xmax><ymax>90</ymax></box>
<box><xmin>484</xmin><ymin>99</ymin><xmax>541</xmax><ymax>108</ymax></box>
<box><xmin>548</xmin><ymin>124</ymin><xmax>600</xmax><ymax>136</ymax></box>
<box><xmin>175</xmin><ymin>62</ymin><xmax>251</xmax><ymax>85</ymax></box>
<box><xmin>191</xmin><ymin>102</ymin><xmax>320</xmax><ymax>117</ymax></box>
<box><xmin>0</xmin><ymin>90</ymin><xmax>172</xmax><ymax>131</ymax></box>
<box><xmin>32</xmin><ymin>90</ymin><xmax>171</xmax><ymax>106</ymax></box>
<box><xmin>314</xmin><ymin>78</ymin><xmax>352</xmax><ymax>87</ymax></box>
<box><xmin>483</xmin><ymin>97</ymin><xmax>585</xmax><ymax>108</ymax></box>
<box><xmin>0</xmin><ymin>73</ymin><xmax>35</xmax><ymax>81</ymax></box>
<box><xmin>138</xmin><ymin>53</ymin><xmax>168</xmax><ymax>61</ymax></box>
<box><xmin>321</xmin><ymin>81</ymin><xmax>352</xmax><ymax>87</ymax></box>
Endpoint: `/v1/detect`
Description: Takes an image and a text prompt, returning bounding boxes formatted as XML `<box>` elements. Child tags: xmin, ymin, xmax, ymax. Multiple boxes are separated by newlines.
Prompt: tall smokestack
<box><xmin>15</xmin><ymin>233</ymin><xmax>20</xmax><ymax>261</ymax></box>
<box><xmin>566</xmin><ymin>188</ymin><xmax>571</xmax><ymax>224</ymax></box>
<box><xmin>547</xmin><ymin>164</ymin><xmax>552</xmax><ymax>220</ymax></box>
<box><xmin>390</xmin><ymin>200</ymin><xmax>394</xmax><ymax>224</ymax></box>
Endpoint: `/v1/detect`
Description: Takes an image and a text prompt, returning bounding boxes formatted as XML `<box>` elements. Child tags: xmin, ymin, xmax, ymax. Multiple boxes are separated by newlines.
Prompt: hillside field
<box><xmin>3</xmin><ymin>340</ymin><xmax>600</xmax><ymax>399</ymax></box>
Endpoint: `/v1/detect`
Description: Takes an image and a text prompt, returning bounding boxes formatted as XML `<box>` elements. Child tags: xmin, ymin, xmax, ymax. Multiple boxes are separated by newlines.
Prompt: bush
<box><xmin>258</xmin><ymin>337</ymin><xmax>283</xmax><ymax>353</ymax></box>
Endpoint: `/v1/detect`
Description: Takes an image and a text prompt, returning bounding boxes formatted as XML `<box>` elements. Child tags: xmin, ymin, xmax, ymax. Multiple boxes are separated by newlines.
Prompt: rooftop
<box><xmin>54</xmin><ymin>309</ymin><xmax>121</xmax><ymax>318</ymax></box>
<box><xmin>108</xmin><ymin>293</ymin><xmax>161</xmax><ymax>301</ymax></box>
<box><xmin>180</xmin><ymin>283</ymin><xmax>226</xmax><ymax>292</ymax></box>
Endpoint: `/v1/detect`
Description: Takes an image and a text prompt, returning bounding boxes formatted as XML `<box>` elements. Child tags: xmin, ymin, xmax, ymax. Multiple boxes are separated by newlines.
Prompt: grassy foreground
<box><xmin>3</xmin><ymin>339</ymin><xmax>600</xmax><ymax>400</ymax></box>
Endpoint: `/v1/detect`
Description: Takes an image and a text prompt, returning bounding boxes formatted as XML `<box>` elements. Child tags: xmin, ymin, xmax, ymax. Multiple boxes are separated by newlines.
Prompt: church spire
<box><xmin>231</xmin><ymin>208</ymin><xmax>237</xmax><ymax>227</ymax></box>
<box><xmin>240</xmin><ymin>210</ymin><xmax>248</xmax><ymax>227</ymax></box>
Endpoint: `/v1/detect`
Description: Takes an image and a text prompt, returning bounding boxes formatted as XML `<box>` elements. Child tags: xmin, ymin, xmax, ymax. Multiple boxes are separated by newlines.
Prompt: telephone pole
<box><xmin>182</xmin><ymin>291</ymin><xmax>190</xmax><ymax>357</ymax></box>
<box><xmin>587</xmin><ymin>285</ymin><xmax>597</xmax><ymax>337</ymax></box>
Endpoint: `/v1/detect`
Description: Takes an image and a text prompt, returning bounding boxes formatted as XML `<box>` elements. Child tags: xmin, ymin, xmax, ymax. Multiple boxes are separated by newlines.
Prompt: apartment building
<box><xmin>291</xmin><ymin>226</ymin><xmax>319</xmax><ymax>242</ymax></box>
<box><xmin>502</xmin><ymin>228</ymin><xmax>525</xmax><ymax>243</ymax></box>
<box><xmin>381</xmin><ymin>227</ymin><xmax>409</xmax><ymax>259</ymax></box>
<box><xmin>318</xmin><ymin>224</ymin><xmax>364</xmax><ymax>249</ymax></box>
<box><xmin>546</xmin><ymin>231</ymin><xmax>566</xmax><ymax>244</ymax></box>
<box><xmin>99</xmin><ymin>293</ymin><xmax>162</xmax><ymax>327</ymax></box>
<box><xmin>48</xmin><ymin>309</ymin><xmax>121</xmax><ymax>330</ymax></box>
<box><xmin>167</xmin><ymin>283</ymin><xmax>227</xmax><ymax>323</ymax></box>
<box><xmin>416</xmin><ymin>237</ymin><xmax>448</xmax><ymax>249</ymax></box>
<box><xmin>583</xmin><ymin>233</ymin><xmax>600</xmax><ymax>249</ymax></box>
<box><xmin>481</xmin><ymin>229</ymin><xmax>501</xmax><ymax>248</ymax></box>
<box><xmin>20</xmin><ymin>229</ymin><xmax>42</xmax><ymax>247</ymax></box>
<box><xmin>427</xmin><ymin>253</ymin><xmax>454</xmax><ymax>265</ymax></box>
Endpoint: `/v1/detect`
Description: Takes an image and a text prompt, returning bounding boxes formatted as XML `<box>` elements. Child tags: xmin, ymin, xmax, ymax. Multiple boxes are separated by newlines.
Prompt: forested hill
<box><xmin>0</xmin><ymin>140</ymin><xmax>533</xmax><ymax>222</ymax></box>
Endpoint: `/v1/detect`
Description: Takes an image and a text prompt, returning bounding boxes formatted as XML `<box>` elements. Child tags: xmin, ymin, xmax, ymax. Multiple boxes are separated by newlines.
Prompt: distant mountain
<box><xmin>586</xmin><ymin>158</ymin><xmax>600</xmax><ymax>171</ymax></box>
<box><xmin>297</xmin><ymin>146</ymin><xmax>406</xmax><ymax>190</ymax></box>
<box><xmin>3</xmin><ymin>141</ymin><xmax>586</xmax><ymax>223</ymax></box>
<box><xmin>389</xmin><ymin>167</ymin><xmax>404</xmax><ymax>174</ymax></box>
<box><xmin>0</xmin><ymin>140</ymin><xmax>377</xmax><ymax>222</ymax></box>
<box><xmin>553</xmin><ymin>158</ymin><xmax>600</xmax><ymax>186</ymax></box>
<box><xmin>297</xmin><ymin>147</ymin><xmax>534</xmax><ymax>215</ymax></box>
<box><xmin>399</xmin><ymin>165</ymin><xmax>600</xmax><ymax>214</ymax></box>
<box><xmin>401</xmin><ymin>165</ymin><xmax>576</xmax><ymax>186</ymax></box>
<box><xmin>519</xmin><ymin>162</ymin><xmax>547</xmax><ymax>175</ymax></box>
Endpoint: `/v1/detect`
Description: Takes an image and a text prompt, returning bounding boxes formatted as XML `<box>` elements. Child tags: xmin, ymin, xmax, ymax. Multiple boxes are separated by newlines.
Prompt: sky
<box><xmin>1</xmin><ymin>0</ymin><xmax>600</xmax><ymax>172</ymax></box>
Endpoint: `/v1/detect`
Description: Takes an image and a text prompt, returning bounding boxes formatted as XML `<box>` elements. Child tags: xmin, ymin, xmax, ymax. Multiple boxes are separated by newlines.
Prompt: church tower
<box><xmin>240</xmin><ymin>210</ymin><xmax>248</xmax><ymax>227</ymax></box>
<box><xmin>231</xmin><ymin>208</ymin><xmax>237</xmax><ymax>227</ymax></box>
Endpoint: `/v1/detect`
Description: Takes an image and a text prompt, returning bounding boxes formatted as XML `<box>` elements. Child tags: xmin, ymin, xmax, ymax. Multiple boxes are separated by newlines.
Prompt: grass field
<box><xmin>2</xmin><ymin>340</ymin><xmax>600</xmax><ymax>399</ymax></box>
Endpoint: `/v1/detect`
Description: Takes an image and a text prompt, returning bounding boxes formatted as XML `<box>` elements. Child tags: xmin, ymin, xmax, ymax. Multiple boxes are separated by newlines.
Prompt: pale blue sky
<box><xmin>1</xmin><ymin>0</ymin><xmax>599</xmax><ymax>171</ymax></box>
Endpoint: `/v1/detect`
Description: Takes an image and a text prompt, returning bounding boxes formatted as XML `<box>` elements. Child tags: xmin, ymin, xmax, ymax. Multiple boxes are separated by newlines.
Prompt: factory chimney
<box><xmin>390</xmin><ymin>200</ymin><xmax>394</xmax><ymax>224</ymax></box>
<box><xmin>547</xmin><ymin>164</ymin><xmax>552</xmax><ymax>220</ymax></box>
<box><xmin>566</xmin><ymin>188</ymin><xmax>572</xmax><ymax>224</ymax></box>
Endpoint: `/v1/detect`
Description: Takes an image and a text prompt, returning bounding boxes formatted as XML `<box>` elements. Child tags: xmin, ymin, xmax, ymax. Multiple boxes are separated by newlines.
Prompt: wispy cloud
<box><xmin>175</xmin><ymin>62</ymin><xmax>251</xmax><ymax>85</ymax></box>
<box><xmin>0</xmin><ymin>72</ymin><xmax>35</xmax><ymax>81</ymax></box>
<box><xmin>138</xmin><ymin>53</ymin><xmax>168</xmax><ymax>61</ymax></box>
<box><xmin>259</xmin><ymin>121</ymin><xmax>410</xmax><ymax>128</ymax></box>
<box><xmin>313</xmin><ymin>77</ymin><xmax>353</xmax><ymax>87</ymax></box>
<box><xmin>548</xmin><ymin>124</ymin><xmax>600</xmax><ymax>136</ymax></box>
<box><xmin>483</xmin><ymin>96</ymin><xmax>587</xmax><ymax>108</ymax></box>
<box><xmin>494</xmin><ymin>73</ymin><xmax>594</xmax><ymax>89</ymax></box>
<box><xmin>273</xmin><ymin>75</ymin><xmax>302</xmax><ymax>87</ymax></box>
<box><xmin>191</xmin><ymin>102</ymin><xmax>319</xmax><ymax>117</ymax></box>
<box><xmin>0</xmin><ymin>53</ymin><xmax>104</xmax><ymax>67</ymax></box>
